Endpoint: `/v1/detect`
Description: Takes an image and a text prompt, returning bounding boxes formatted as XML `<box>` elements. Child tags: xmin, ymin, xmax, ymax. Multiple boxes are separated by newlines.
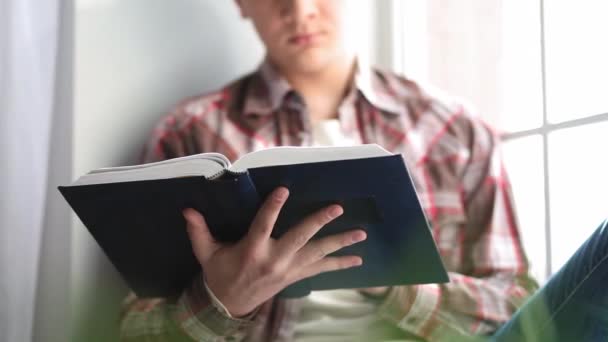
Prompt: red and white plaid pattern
<box><xmin>120</xmin><ymin>61</ymin><xmax>537</xmax><ymax>341</ymax></box>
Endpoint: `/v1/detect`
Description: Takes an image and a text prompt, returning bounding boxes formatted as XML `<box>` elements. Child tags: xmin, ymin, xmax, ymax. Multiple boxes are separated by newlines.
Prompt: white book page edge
<box><xmin>71</xmin><ymin>153</ymin><xmax>230</xmax><ymax>186</ymax></box>
<box><xmin>229</xmin><ymin>144</ymin><xmax>392</xmax><ymax>173</ymax></box>
<box><xmin>88</xmin><ymin>153</ymin><xmax>230</xmax><ymax>174</ymax></box>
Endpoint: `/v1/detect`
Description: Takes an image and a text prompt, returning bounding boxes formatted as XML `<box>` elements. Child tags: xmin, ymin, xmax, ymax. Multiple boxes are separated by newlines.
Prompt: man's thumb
<box><xmin>182</xmin><ymin>208</ymin><xmax>220</xmax><ymax>265</ymax></box>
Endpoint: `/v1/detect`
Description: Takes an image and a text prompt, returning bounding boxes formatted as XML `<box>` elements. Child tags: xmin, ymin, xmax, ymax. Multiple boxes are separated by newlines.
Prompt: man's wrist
<box><xmin>177</xmin><ymin>275</ymin><xmax>258</xmax><ymax>338</ymax></box>
<box><xmin>203</xmin><ymin>277</ymin><xmax>259</xmax><ymax>320</ymax></box>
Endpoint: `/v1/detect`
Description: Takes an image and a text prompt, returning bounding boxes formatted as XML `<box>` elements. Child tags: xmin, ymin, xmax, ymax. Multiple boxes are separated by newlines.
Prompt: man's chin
<box><xmin>282</xmin><ymin>54</ymin><xmax>337</xmax><ymax>75</ymax></box>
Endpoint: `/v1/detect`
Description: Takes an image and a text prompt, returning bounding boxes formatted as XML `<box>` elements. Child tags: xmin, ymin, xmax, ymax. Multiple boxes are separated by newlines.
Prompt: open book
<box><xmin>71</xmin><ymin>144</ymin><xmax>393</xmax><ymax>186</ymax></box>
<box><xmin>60</xmin><ymin>144</ymin><xmax>448</xmax><ymax>298</ymax></box>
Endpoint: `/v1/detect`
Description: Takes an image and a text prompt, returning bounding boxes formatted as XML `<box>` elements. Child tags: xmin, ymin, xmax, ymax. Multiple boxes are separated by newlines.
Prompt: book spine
<box><xmin>208</xmin><ymin>168</ymin><xmax>246</xmax><ymax>180</ymax></box>
<box><xmin>196</xmin><ymin>172</ymin><xmax>261</xmax><ymax>243</ymax></box>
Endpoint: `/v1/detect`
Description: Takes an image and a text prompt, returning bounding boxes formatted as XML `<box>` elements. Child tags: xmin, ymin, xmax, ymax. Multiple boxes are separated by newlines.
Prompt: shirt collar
<box><xmin>353</xmin><ymin>64</ymin><xmax>403</xmax><ymax>115</ymax></box>
<box><xmin>243</xmin><ymin>58</ymin><xmax>403</xmax><ymax>117</ymax></box>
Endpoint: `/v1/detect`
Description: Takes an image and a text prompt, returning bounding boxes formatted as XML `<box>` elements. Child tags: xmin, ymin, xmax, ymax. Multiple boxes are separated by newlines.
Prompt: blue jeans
<box><xmin>493</xmin><ymin>219</ymin><xmax>608</xmax><ymax>341</ymax></box>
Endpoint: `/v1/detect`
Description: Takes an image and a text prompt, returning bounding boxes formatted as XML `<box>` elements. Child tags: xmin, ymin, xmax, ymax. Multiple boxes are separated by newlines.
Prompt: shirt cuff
<box><xmin>175</xmin><ymin>275</ymin><xmax>257</xmax><ymax>339</ymax></box>
<box><xmin>378</xmin><ymin>284</ymin><xmax>441</xmax><ymax>336</ymax></box>
<box><xmin>204</xmin><ymin>278</ymin><xmax>236</xmax><ymax>318</ymax></box>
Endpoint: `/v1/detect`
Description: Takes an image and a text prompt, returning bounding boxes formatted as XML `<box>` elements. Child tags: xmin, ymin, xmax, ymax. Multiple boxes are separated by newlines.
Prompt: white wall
<box><xmin>73</xmin><ymin>1</ymin><xmax>263</xmax><ymax>340</ymax></box>
<box><xmin>1</xmin><ymin>0</ymin><xmax>62</xmax><ymax>341</ymax></box>
<box><xmin>33</xmin><ymin>1</ymin><xmax>73</xmax><ymax>341</ymax></box>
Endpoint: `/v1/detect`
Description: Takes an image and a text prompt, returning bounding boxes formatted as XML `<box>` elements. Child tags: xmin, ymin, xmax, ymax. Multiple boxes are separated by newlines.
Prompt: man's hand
<box><xmin>182</xmin><ymin>187</ymin><xmax>367</xmax><ymax>318</ymax></box>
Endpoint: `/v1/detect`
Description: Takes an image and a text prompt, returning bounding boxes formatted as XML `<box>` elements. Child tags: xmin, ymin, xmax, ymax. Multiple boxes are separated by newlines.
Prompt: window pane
<box><xmin>545</xmin><ymin>1</ymin><xmax>608</xmax><ymax>123</ymax></box>
<box><xmin>499</xmin><ymin>0</ymin><xmax>544</xmax><ymax>132</ymax></box>
<box><xmin>502</xmin><ymin>136</ymin><xmax>546</xmax><ymax>282</ymax></box>
<box><xmin>548</xmin><ymin>122</ymin><xmax>608</xmax><ymax>272</ymax></box>
<box><xmin>415</xmin><ymin>0</ymin><xmax>543</xmax><ymax>133</ymax></box>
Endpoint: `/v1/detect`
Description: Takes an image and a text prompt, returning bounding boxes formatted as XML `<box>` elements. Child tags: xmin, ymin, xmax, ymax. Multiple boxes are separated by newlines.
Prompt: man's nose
<box><xmin>280</xmin><ymin>0</ymin><xmax>319</xmax><ymax>23</ymax></box>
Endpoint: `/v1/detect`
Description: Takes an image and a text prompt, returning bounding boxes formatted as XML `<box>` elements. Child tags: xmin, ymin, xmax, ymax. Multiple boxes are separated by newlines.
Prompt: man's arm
<box><xmin>377</xmin><ymin>114</ymin><xmax>538</xmax><ymax>341</ymax></box>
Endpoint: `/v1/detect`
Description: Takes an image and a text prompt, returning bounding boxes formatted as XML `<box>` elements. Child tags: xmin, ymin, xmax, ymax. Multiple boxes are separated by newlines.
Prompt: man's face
<box><xmin>236</xmin><ymin>0</ymin><xmax>358</xmax><ymax>74</ymax></box>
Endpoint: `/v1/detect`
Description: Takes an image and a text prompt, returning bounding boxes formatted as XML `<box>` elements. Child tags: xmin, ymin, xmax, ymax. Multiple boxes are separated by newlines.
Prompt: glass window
<box><xmin>399</xmin><ymin>0</ymin><xmax>544</xmax><ymax>132</ymax></box>
<box><xmin>503</xmin><ymin>135</ymin><xmax>546</xmax><ymax>282</ymax></box>
<box><xmin>392</xmin><ymin>0</ymin><xmax>608</xmax><ymax>279</ymax></box>
<box><xmin>545</xmin><ymin>1</ymin><xmax>608</xmax><ymax>123</ymax></box>
<box><xmin>548</xmin><ymin>122</ymin><xmax>608</xmax><ymax>271</ymax></box>
<box><xmin>498</xmin><ymin>0</ymin><xmax>544</xmax><ymax>133</ymax></box>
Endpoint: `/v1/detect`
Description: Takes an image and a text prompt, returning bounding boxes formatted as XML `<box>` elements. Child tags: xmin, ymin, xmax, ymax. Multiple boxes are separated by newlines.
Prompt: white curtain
<box><xmin>0</xmin><ymin>0</ymin><xmax>67</xmax><ymax>341</ymax></box>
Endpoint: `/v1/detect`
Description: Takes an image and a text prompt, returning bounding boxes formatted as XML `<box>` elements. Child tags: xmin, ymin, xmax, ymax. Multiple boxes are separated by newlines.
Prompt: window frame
<box><xmin>380</xmin><ymin>0</ymin><xmax>608</xmax><ymax>279</ymax></box>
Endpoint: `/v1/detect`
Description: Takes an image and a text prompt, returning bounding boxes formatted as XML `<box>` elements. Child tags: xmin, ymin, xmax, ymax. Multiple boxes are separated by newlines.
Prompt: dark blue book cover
<box><xmin>59</xmin><ymin>152</ymin><xmax>448</xmax><ymax>298</ymax></box>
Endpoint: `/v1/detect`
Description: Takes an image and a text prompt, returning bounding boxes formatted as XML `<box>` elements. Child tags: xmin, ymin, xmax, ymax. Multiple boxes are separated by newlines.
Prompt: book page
<box><xmin>229</xmin><ymin>144</ymin><xmax>392</xmax><ymax>173</ymax></box>
<box><xmin>71</xmin><ymin>153</ymin><xmax>231</xmax><ymax>186</ymax></box>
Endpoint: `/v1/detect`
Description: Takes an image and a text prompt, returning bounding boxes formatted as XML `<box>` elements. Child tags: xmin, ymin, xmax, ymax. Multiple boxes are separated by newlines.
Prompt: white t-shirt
<box><xmin>310</xmin><ymin>119</ymin><xmax>358</xmax><ymax>147</ymax></box>
<box><xmin>293</xmin><ymin>119</ymin><xmax>382</xmax><ymax>342</ymax></box>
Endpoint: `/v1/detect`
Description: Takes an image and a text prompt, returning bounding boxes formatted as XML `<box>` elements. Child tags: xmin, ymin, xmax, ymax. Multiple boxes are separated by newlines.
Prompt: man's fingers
<box><xmin>291</xmin><ymin>256</ymin><xmax>363</xmax><ymax>283</ymax></box>
<box><xmin>294</xmin><ymin>229</ymin><xmax>366</xmax><ymax>265</ymax></box>
<box><xmin>183</xmin><ymin>208</ymin><xmax>220</xmax><ymax>265</ymax></box>
<box><xmin>246</xmin><ymin>187</ymin><xmax>289</xmax><ymax>246</ymax></box>
<box><xmin>277</xmin><ymin>205</ymin><xmax>343</xmax><ymax>256</ymax></box>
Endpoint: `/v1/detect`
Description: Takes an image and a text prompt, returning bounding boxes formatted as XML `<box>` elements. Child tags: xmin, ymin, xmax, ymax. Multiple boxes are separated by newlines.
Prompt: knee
<box><xmin>599</xmin><ymin>219</ymin><xmax>608</xmax><ymax>235</ymax></box>
<box><xmin>594</xmin><ymin>218</ymin><xmax>608</xmax><ymax>246</ymax></box>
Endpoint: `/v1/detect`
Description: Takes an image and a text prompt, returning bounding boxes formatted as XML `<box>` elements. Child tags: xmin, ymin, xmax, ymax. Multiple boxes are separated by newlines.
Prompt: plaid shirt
<box><xmin>120</xmin><ymin>61</ymin><xmax>537</xmax><ymax>341</ymax></box>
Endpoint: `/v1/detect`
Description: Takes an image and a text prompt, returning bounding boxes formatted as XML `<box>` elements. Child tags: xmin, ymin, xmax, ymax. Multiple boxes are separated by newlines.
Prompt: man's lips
<box><xmin>288</xmin><ymin>32</ymin><xmax>323</xmax><ymax>45</ymax></box>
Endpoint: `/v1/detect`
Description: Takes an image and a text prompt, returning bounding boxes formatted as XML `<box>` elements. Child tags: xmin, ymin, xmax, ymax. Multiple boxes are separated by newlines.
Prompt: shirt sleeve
<box><xmin>378</xmin><ymin>116</ymin><xmax>538</xmax><ymax>341</ymax></box>
<box><xmin>119</xmin><ymin>276</ymin><xmax>258</xmax><ymax>341</ymax></box>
